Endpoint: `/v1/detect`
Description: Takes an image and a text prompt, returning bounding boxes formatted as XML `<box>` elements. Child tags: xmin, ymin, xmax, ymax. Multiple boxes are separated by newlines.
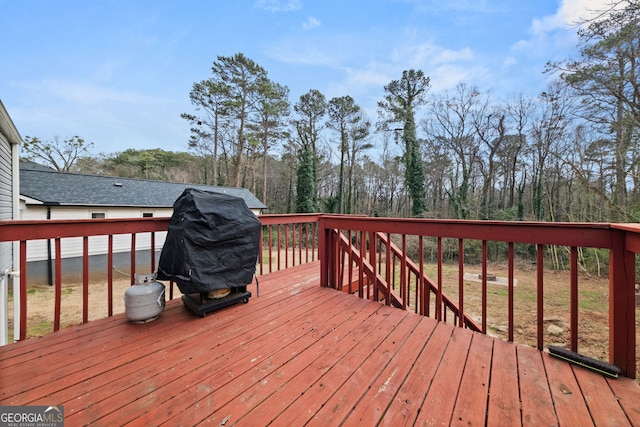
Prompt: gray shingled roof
<box><xmin>19</xmin><ymin>166</ymin><xmax>266</xmax><ymax>210</ymax></box>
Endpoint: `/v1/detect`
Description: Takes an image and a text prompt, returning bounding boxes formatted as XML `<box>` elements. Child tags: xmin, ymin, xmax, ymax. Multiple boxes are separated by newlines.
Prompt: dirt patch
<box><xmin>6</xmin><ymin>278</ymin><xmax>182</xmax><ymax>338</ymax></box>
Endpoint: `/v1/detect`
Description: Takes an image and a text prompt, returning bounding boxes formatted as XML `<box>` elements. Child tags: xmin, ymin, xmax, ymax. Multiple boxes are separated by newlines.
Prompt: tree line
<box><xmin>22</xmin><ymin>1</ymin><xmax>639</xmax><ymax>223</ymax></box>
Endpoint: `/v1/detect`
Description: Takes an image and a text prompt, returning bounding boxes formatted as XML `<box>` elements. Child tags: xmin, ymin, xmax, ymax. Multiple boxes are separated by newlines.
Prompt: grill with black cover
<box><xmin>156</xmin><ymin>188</ymin><xmax>261</xmax><ymax>316</ymax></box>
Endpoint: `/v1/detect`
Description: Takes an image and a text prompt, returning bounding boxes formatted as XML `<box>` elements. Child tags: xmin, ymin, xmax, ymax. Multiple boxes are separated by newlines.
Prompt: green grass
<box><xmin>579</xmin><ymin>290</ymin><xmax>608</xmax><ymax>312</ymax></box>
<box><xmin>29</xmin><ymin>321</ymin><xmax>53</xmax><ymax>337</ymax></box>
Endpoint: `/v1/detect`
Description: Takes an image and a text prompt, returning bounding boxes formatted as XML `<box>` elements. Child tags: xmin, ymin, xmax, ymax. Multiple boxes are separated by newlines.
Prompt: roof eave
<box><xmin>0</xmin><ymin>100</ymin><xmax>22</xmax><ymax>144</ymax></box>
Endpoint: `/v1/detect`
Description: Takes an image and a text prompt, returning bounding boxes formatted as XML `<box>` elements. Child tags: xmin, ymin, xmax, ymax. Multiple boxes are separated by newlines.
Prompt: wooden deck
<box><xmin>1</xmin><ymin>261</ymin><xmax>640</xmax><ymax>426</ymax></box>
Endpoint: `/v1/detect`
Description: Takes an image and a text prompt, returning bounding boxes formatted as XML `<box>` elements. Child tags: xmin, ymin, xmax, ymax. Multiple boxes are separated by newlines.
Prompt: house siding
<box><xmin>18</xmin><ymin>166</ymin><xmax>265</xmax><ymax>283</ymax></box>
<box><xmin>0</xmin><ymin>134</ymin><xmax>13</xmax><ymax>273</ymax></box>
<box><xmin>19</xmin><ymin>205</ymin><xmax>170</xmax><ymax>262</ymax></box>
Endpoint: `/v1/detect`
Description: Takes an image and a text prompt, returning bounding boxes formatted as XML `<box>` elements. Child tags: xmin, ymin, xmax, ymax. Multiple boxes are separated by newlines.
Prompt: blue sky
<box><xmin>0</xmin><ymin>0</ymin><xmax>611</xmax><ymax>156</ymax></box>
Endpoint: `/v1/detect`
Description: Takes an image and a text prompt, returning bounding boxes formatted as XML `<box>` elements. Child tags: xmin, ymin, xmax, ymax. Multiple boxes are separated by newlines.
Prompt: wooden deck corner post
<box><xmin>19</xmin><ymin>240</ymin><xmax>27</xmax><ymax>341</ymax></box>
<box><xmin>318</xmin><ymin>215</ymin><xmax>330</xmax><ymax>288</ymax></box>
<box><xmin>609</xmin><ymin>228</ymin><xmax>636</xmax><ymax>378</ymax></box>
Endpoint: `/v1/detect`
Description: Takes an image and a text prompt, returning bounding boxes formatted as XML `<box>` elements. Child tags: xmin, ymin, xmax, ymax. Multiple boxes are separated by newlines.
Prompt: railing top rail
<box><xmin>2</xmin><ymin>214</ymin><xmax>637</xmax><ymax>250</ymax></box>
<box><xmin>0</xmin><ymin>218</ymin><xmax>172</xmax><ymax>242</ymax></box>
<box><xmin>611</xmin><ymin>223</ymin><xmax>640</xmax><ymax>253</ymax></box>
<box><xmin>318</xmin><ymin>215</ymin><xmax>614</xmax><ymax>248</ymax></box>
<box><xmin>258</xmin><ymin>213</ymin><xmax>321</xmax><ymax>225</ymax></box>
<box><xmin>0</xmin><ymin>213</ymin><xmax>323</xmax><ymax>243</ymax></box>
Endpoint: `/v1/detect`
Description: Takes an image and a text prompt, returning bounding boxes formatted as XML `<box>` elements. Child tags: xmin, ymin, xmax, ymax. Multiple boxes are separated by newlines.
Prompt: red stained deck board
<box><xmin>0</xmin><ymin>263</ymin><xmax>310</xmax><ymax>367</ymax></box>
<box><xmin>542</xmin><ymin>351</ymin><xmax>594</xmax><ymax>426</ymax></box>
<box><xmin>572</xmin><ymin>364</ymin><xmax>630</xmax><ymax>426</ymax></box>
<box><xmin>1</xmin><ymin>302</ymin><xmax>190</xmax><ymax>401</ymax></box>
<box><xmin>486</xmin><ymin>338</ymin><xmax>520</xmax><ymax>427</ymax></box>
<box><xmin>206</xmin><ymin>304</ymin><xmax>408</xmax><ymax>426</ymax></box>
<box><xmin>451</xmin><ymin>332</ymin><xmax>494</xmax><ymax>426</ymax></box>
<box><xmin>298</xmin><ymin>309</ymin><xmax>420</xmax><ymax>426</ymax></box>
<box><xmin>340</xmin><ymin>317</ymin><xmax>436</xmax><ymax>427</ymax></box>
<box><xmin>70</xmin><ymin>286</ymin><xmax>349</xmax><ymax>425</ymax></box>
<box><xmin>1</xmin><ymin>260</ymin><xmax>639</xmax><ymax>426</ymax></box>
<box><xmin>516</xmin><ymin>345</ymin><xmax>558</xmax><ymax>426</ymax></box>
<box><xmin>4</xmin><ymin>275</ymin><xmax>328</xmax><ymax>404</ymax></box>
<box><xmin>304</xmin><ymin>318</ymin><xmax>438</xmax><ymax>426</ymax></box>
<box><xmin>608</xmin><ymin>377</ymin><xmax>640</xmax><ymax>425</ymax></box>
<box><xmin>414</xmin><ymin>326</ymin><xmax>474</xmax><ymax>426</ymax></box>
<box><xmin>0</xmin><ymin>312</ymin><xmax>125</xmax><ymax>365</ymax></box>
<box><xmin>379</xmin><ymin>322</ymin><xmax>454</xmax><ymax>426</ymax></box>
<box><xmin>272</xmin><ymin>314</ymin><xmax>430</xmax><ymax>426</ymax></box>
<box><xmin>134</xmin><ymin>300</ymin><xmax>382</xmax><ymax>426</ymax></box>
<box><xmin>65</xmin><ymin>289</ymin><xmax>338</xmax><ymax>422</ymax></box>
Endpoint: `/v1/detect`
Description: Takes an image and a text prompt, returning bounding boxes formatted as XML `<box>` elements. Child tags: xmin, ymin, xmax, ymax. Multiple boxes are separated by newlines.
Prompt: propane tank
<box><xmin>125</xmin><ymin>273</ymin><xmax>165</xmax><ymax>323</ymax></box>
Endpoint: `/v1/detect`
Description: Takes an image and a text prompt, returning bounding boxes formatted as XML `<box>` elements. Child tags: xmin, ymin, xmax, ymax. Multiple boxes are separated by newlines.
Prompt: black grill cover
<box><xmin>156</xmin><ymin>188</ymin><xmax>261</xmax><ymax>295</ymax></box>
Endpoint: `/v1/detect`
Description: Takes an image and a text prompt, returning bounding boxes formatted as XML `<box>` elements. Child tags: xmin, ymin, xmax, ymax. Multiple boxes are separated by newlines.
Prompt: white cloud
<box><xmin>340</xmin><ymin>40</ymin><xmax>480</xmax><ymax>97</ymax></box>
<box><xmin>39</xmin><ymin>79</ymin><xmax>152</xmax><ymax>105</ymax></box>
<box><xmin>254</xmin><ymin>0</ymin><xmax>302</xmax><ymax>12</ymax></box>
<box><xmin>345</xmin><ymin>67</ymin><xmax>390</xmax><ymax>89</ymax></box>
<box><xmin>510</xmin><ymin>0</ymin><xmax>617</xmax><ymax>64</ymax></box>
<box><xmin>302</xmin><ymin>16</ymin><xmax>321</xmax><ymax>30</ymax></box>
<box><xmin>531</xmin><ymin>0</ymin><xmax>617</xmax><ymax>35</ymax></box>
<box><xmin>389</xmin><ymin>37</ymin><xmax>475</xmax><ymax>74</ymax></box>
<box><xmin>502</xmin><ymin>56</ymin><xmax>518</xmax><ymax>68</ymax></box>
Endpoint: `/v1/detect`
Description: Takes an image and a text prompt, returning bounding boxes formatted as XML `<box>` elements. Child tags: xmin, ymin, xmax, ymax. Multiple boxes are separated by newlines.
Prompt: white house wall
<box><xmin>19</xmin><ymin>205</ymin><xmax>170</xmax><ymax>262</ymax></box>
<box><xmin>0</xmin><ymin>136</ymin><xmax>13</xmax><ymax>272</ymax></box>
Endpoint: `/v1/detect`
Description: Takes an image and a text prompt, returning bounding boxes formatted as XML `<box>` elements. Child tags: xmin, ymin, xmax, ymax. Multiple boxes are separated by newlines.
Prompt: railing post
<box><xmin>318</xmin><ymin>216</ymin><xmax>328</xmax><ymax>287</ymax></box>
<box><xmin>19</xmin><ymin>241</ymin><xmax>27</xmax><ymax>341</ymax></box>
<box><xmin>609</xmin><ymin>228</ymin><xmax>636</xmax><ymax>378</ymax></box>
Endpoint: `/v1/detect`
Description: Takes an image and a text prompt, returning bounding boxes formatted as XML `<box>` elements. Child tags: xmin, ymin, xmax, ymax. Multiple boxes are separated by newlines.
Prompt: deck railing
<box><xmin>1</xmin><ymin>214</ymin><xmax>638</xmax><ymax>378</ymax></box>
<box><xmin>318</xmin><ymin>216</ymin><xmax>639</xmax><ymax>378</ymax></box>
<box><xmin>257</xmin><ymin>214</ymin><xmax>320</xmax><ymax>274</ymax></box>
<box><xmin>0</xmin><ymin>214</ymin><xmax>319</xmax><ymax>344</ymax></box>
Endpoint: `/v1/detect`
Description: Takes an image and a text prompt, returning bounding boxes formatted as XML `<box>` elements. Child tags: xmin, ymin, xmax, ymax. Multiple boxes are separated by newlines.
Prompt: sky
<box><xmin>0</xmin><ymin>0</ymin><xmax>616</xmax><ymax>157</ymax></box>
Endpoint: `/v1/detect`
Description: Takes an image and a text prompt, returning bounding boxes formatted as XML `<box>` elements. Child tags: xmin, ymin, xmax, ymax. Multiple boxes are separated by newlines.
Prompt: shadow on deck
<box><xmin>1</xmin><ymin>261</ymin><xmax>639</xmax><ymax>426</ymax></box>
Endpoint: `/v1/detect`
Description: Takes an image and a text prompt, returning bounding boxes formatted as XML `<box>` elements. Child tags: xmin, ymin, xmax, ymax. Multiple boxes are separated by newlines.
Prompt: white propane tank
<box><xmin>125</xmin><ymin>273</ymin><xmax>166</xmax><ymax>323</ymax></box>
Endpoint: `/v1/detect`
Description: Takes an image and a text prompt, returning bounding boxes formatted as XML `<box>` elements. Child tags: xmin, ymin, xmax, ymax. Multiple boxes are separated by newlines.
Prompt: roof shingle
<box><xmin>19</xmin><ymin>166</ymin><xmax>266</xmax><ymax>210</ymax></box>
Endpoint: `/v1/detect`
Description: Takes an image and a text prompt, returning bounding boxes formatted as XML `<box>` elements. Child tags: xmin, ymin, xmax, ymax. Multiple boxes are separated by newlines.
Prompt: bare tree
<box><xmin>21</xmin><ymin>135</ymin><xmax>94</xmax><ymax>172</ymax></box>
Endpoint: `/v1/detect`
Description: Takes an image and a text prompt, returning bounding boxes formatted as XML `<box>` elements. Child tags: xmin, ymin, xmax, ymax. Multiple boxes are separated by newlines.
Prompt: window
<box><xmin>91</xmin><ymin>212</ymin><xmax>106</xmax><ymax>219</ymax></box>
<box><xmin>142</xmin><ymin>212</ymin><xmax>153</xmax><ymax>218</ymax></box>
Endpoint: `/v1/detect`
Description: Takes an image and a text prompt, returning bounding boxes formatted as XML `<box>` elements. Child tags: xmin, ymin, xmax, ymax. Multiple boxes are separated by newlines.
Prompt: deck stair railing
<box><xmin>318</xmin><ymin>215</ymin><xmax>639</xmax><ymax>378</ymax></box>
<box><xmin>328</xmin><ymin>229</ymin><xmax>482</xmax><ymax>332</ymax></box>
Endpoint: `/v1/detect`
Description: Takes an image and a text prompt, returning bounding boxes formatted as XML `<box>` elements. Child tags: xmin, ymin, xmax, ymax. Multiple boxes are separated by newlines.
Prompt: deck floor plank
<box><xmin>68</xmin><ymin>292</ymin><xmax>338</xmax><ymax>424</ymax></box>
<box><xmin>379</xmin><ymin>322</ymin><xmax>453</xmax><ymax>426</ymax></box>
<box><xmin>76</xmin><ymin>284</ymin><xmax>347</xmax><ymax>425</ymax></box>
<box><xmin>608</xmin><ymin>377</ymin><xmax>640</xmax><ymax>426</ymax></box>
<box><xmin>308</xmin><ymin>307</ymin><xmax>419</xmax><ymax>425</ymax></box>
<box><xmin>450</xmin><ymin>332</ymin><xmax>493</xmax><ymax>426</ymax></box>
<box><xmin>542</xmin><ymin>351</ymin><xmax>595</xmax><ymax>426</ymax></box>
<box><xmin>305</xmin><ymin>318</ymin><xmax>446</xmax><ymax>427</ymax></box>
<box><xmin>145</xmin><ymin>290</ymin><xmax>375</xmax><ymax>425</ymax></box>
<box><xmin>1</xmin><ymin>260</ymin><xmax>638</xmax><ymax>426</ymax></box>
<box><xmin>572</xmin><ymin>364</ymin><xmax>631</xmax><ymax>426</ymax></box>
<box><xmin>336</xmin><ymin>315</ymin><xmax>431</xmax><ymax>427</ymax></box>
<box><xmin>486</xmin><ymin>338</ymin><xmax>520</xmax><ymax>427</ymax></box>
<box><xmin>8</xmin><ymin>278</ymin><xmax>327</xmax><ymax>405</ymax></box>
<box><xmin>214</xmin><ymin>305</ymin><xmax>408</xmax><ymax>426</ymax></box>
<box><xmin>413</xmin><ymin>326</ymin><xmax>474</xmax><ymax>426</ymax></box>
<box><xmin>516</xmin><ymin>345</ymin><xmax>558</xmax><ymax>427</ymax></box>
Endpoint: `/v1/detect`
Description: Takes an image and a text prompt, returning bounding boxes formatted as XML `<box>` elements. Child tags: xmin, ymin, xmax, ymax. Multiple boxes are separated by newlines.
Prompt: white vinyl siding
<box><xmin>19</xmin><ymin>206</ymin><xmax>171</xmax><ymax>262</ymax></box>
<box><xmin>0</xmin><ymin>136</ymin><xmax>13</xmax><ymax>272</ymax></box>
